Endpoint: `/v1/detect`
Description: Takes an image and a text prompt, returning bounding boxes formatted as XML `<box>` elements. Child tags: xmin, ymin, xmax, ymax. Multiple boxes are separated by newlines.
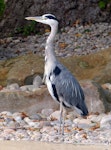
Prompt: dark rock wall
<box><xmin>0</xmin><ymin>0</ymin><xmax>111</xmax><ymax>37</ymax></box>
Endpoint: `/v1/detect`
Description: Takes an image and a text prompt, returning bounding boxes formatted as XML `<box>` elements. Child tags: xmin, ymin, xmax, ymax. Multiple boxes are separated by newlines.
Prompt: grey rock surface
<box><xmin>0</xmin><ymin>80</ymin><xmax>111</xmax><ymax>115</ymax></box>
<box><xmin>0</xmin><ymin>0</ymin><xmax>111</xmax><ymax>37</ymax></box>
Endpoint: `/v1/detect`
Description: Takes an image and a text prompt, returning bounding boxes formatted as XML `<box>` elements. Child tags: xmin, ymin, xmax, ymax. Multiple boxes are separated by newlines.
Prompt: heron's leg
<box><xmin>62</xmin><ymin>108</ymin><xmax>66</xmax><ymax>135</ymax></box>
<box><xmin>42</xmin><ymin>73</ymin><xmax>46</xmax><ymax>84</ymax></box>
<box><xmin>59</xmin><ymin>101</ymin><xmax>63</xmax><ymax>134</ymax></box>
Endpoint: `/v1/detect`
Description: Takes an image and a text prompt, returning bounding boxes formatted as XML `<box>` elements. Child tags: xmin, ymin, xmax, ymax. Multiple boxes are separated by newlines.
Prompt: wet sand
<box><xmin>0</xmin><ymin>141</ymin><xmax>110</xmax><ymax>150</ymax></box>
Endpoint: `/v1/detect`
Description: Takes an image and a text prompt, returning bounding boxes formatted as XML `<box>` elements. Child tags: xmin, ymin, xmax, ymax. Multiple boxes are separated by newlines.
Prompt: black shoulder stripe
<box><xmin>53</xmin><ymin>66</ymin><xmax>61</xmax><ymax>76</ymax></box>
<box><xmin>52</xmin><ymin>84</ymin><xmax>60</xmax><ymax>102</ymax></box>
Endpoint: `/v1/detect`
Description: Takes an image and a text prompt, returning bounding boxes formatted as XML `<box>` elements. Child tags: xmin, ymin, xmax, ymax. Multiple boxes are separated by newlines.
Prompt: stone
<box><xmin>1</xmin><ymin>0</ymin><xmax>111</xmax><ymax>38</ymax></box>
<box><xmin>2</xmin><ymin>54</ymin><xmax>44</xmax><ymax>86</ymax></box>
<box><xmin>40</xmin><ymin>126</ymin><xmax>54</xmax><ymax>134</ymax></box>
<box><xmin>33</xmin><ymin>75</ymin><xmax>42</xmax><ymax>88</ymax></box>
<box><xmin>12</xmin><ymin>112</ymin><xmax>23</xmax><ymax>122</ymax></box>
<box><xmin>0</xmin><ymin>80</ymin><xmax>111</xmax><ymax>116</ymax></box>
<box><xmin>6</xmin><ymin>83</ymin><xmax>20</xmax><ymax>90</ymax></box>
<box><xmin>0</xmin><ymin>87</ymin><xmax>59</xmax><ymax>115</ymax></box>
<box><xmin>0</xmin><ymin>110</ymin><xmax>111</xmax><ymax>144</ymax></box>
<box><xmin>88</xmin><ymin>113</ymin><xmax>106</xmax><ymax>123</ymax></box>
<box><xmin>3</xmin><ymin>128</ymin><xmax>15</xmax><ymax>134</ymax></box>
<box><xmin>73</xmin><ymin>118</ymin><xmax>94</xmax><ymax>129</ymax></box>
<box><xmin>31</xmin><ymin>132</ymin><xmax>42</xmax><ymax>141</ymax></box>
<box><xmin>24</xmin><ymin>74</ymin><xmax>37</xmax><ymax>85</ymax></box>
<box><xmin>81</xmin><ymin>80</ymin><xmax>111</xmax><ymax>113</ymax></box>
<box><xmin>0</xmin><ymin>111</ymin><xmax>13</xmax><ymax>116</ymax></box>
<box><xmin>1</xmin><ymin>47</ymin><xmax>111</xmax><ymax>87</ymax></box>
<box><xmin>49</xmin><ymin>111</ymin><xmax>60</xmax><ymax>121</ymax></box>
<box><xmin>41</xmin><ymin>109</ymin><xmax>54</xmax><ymax>117</ymax></box>
<box><xmin>20</xmin><ymin>85</ymin><xmax>34</xmax><ymax>91</ymax></box>
<box><xmin>102</xmin><ymin>83</ymin><xmax>111</xmax><ymax>90</ymax></box>
<box><xmin>100</xmin><ymin>115</ymin><xmax>111</xmax><ymax>129</ymax></box>
<box><xmin>30</xmin><ymin>114</ymin><xmax>42</xmax><ymax>121</ymax></box>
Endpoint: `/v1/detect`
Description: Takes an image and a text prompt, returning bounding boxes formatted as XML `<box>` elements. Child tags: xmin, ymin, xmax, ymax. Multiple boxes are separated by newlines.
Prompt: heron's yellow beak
<box><xmin>25</xmin><ymin>16</ymin><xmax>42</xmax><ymax>21</ymax></box>
<box><xmin>25</xmin><ymin>17</ymin><xmax>37</xmax><ymax>21</ymax></box>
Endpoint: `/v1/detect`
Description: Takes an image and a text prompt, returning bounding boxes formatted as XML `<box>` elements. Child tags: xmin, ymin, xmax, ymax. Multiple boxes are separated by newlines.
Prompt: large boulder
<box><xmin>0</xmin><ymin>86</ymin><xmax>59</xmax><ymax>115</ymax></box>
<box><xmin>0</xmin><ymin>80</ymin><xmax>111</xmax><ymax>115</ymax></box>
<box><xmin>81</xmin><ymin>80</ymin><xmax>111</xmax><ymax>113</ymax></box>
<box><xmin>1</xmin><ymin>48</ymin><xmax>111</xmax><ymax>86</ymax></box>
<box><xmin>0</xmin><ymin>53</ymin><xmax>44</xmax><ymax>86</ymax></box>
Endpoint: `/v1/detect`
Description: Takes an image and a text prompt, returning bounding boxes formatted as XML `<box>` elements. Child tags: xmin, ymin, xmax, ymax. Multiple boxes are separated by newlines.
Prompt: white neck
<box><xmin>45</xmin><ymin>23</ymin><xmax>58</xmax><ymax>62</ymax></box>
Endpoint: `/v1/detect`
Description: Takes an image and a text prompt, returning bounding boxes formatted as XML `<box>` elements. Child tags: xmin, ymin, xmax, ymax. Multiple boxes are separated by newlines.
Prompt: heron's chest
<box><xmin>44</xmin><ymin>62</ymin><xmax>61</xmax><ymax>82</ymax></box>
<box><xmin>44</xmin><ymin>62</ymin><xmax>61</xmax><ymax>102</ymax></box>
<box><xmin>44</xmin><ymin>60</ymin><xmax>54</xmax><ymax>75</ymax></box>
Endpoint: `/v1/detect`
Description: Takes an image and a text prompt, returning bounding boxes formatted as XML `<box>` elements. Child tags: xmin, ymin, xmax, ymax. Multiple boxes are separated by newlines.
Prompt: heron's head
<box><xmin>25</xmin><ymin>14</ymin><xmax>58</xmax><ymax>27</ymax></box>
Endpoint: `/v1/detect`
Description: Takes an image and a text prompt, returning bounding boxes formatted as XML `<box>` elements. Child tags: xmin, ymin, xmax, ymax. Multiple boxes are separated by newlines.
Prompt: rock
<box><xmin>73</xmin><ymin>118</ymin><xmax>94</xmax><ymax>129</ymax></box>
<box><xmin>3</xmin><ymin>128</ymin><xmax>15</xmax><ymax>134</ymax></box>
<box><xmin>1</xmin><ymin>47</ymin><xmax>111</xmax><ymax>87</ymax></box>
<box><xmin>49</xmin><ymin>111</ymin><xmax>60</xmax><ymax>121</ymax></box>
<box><xmin>33</xmin><ymin>75</ymin><xmax>42</xmax><ymax>88</ymax></box>
<box><xmin>31</xmin><ymin>132</ymin><xmax>42</xmax><ymax>141</ymax></box>
<box><xmin>0</xmin><ymin>87</ymin><xmax>59</xmax><ymax>115</ymax></box>
<box><xmin>40</xmin><ymin>126</ymin><xmax>54</xmax><ymax>134</ymax></box>
<box><xmin>75</xmin><ymin>130</ymin><xmax>87</xmax><ymax>140</ymax></box>
<box><xmin>39</xmin><ymin>121</ymin><xmax>51</xmax><ymax>128</ymax></box>
<box><xmin>0</xmin><ymin>111</ymin><xmax>13</xmax><ymax>116</ymax></box>
<box><xmin>81</xmin><ymin>80</ymin><xmax>111</xmax><ymax>113</ymax></box>
<box><xmin>100</xmin><ymin>114</ymin><xmax>111</xmax><ymax>129</ymax></box>
<box><xmin>6</xmin><ymin>83</ymin><xmax>20</xmax><ymax>90</ymax></box>
<box><xmin>12</xmin><ymin>112</ymin><xmax>23</xmax><ymax>122</ymax></box>
<box><xmin>102</xmin><ymin>83</ymin><xmax>111</xmax><ymax>90</ymax></box>
<box><xmin>24</xmin><ymin>74</ymin><xmax>38</xmax><ymax>85</ymax></box>
<box><xmin>30</xmin><ymin>114</ymin><xmax>42</xmax><ymax>121</ymax></box>
<box><xmin>41</xmin><ymin>109</ymin><xmax>54</xmax><ymax>117</ymax></box>
<box><xmin>0</xmin><ymin>80</ymin><xmax>111</xmax><ymax>116</ymax></box>
<box><xmin>20</xmin><ymin>85</ymin><xmax>34</xmax><ymax>91</ymax></box>
<box><xmin>1</xmin><ymin>0</ymin><xmax>111</xmax><ymax>38</ymax></box>
<box><xmin>24</xmin><ymin>117</ymin><xmax>40</xmax><ymax>128</ymax></box>
<box><xmin>88</xmin><ymin>113</ymin><xmax>106</xmax><ymax>123</ymax></box>
<box><xmin>66</xmin><ymin>111</ymin><xmax>76</xmax><ymax>120</ymax></box>
<box><xmin>3</xmin><ymin>54</ymin><xmax>44</xmax><ymax>86</ymax></box>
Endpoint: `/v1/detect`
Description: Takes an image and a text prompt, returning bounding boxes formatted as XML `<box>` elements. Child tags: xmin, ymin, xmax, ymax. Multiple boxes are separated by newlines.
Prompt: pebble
<box><xmin>49</xmin><ymin>110</ymin><xmax>60</xmax><ymax>121</ymax></box>
<box><xmin>30</xmin><ymin>114</ymin><xmax>42</xmax><ymax>121</ymax></box>
<box><xmin>41</xmin><ymin>109</ymin><xmax>54</xmax><ymax>117</ymax></box>
<box><xmin>20</xmin><ymin>85</ymin><xmax>35</xmax><ymax>92</ymax></box>
<box><xmin>100</xmin><ymin>115</ymin><xmax>111</xmax><ymax>129</ymax></box>
<box><xmin>0</xmin><ymin>109</ymin><xmax>111</xmax><ymax>144</ymax></box>
<box><xmin>0</xmin><ymin>23</ymin><xmax>111</xmax><ymax>60</ymax></box>
<box><xmin>6</xmin><ymin>83</ymin><xmax>20</xmax><ymax>91</ymax></box>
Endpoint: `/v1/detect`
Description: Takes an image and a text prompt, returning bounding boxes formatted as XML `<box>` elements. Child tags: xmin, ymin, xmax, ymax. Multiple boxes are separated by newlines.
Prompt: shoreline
<box><xmin>0</xmin><ymin>141</ymin><xmax>110</xmax><ymax>150</ymax></box>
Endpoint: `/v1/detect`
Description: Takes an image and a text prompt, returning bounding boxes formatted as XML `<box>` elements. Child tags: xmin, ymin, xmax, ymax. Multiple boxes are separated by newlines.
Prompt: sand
<box><xmin>0</xmin><ymin>141</ymin><xmax>110</xmax><ymax>150</ymax></box>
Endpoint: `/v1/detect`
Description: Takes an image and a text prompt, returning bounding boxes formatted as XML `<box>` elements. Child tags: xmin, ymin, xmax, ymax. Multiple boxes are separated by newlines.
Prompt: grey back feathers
<box><xmin>49</xmin><ymin>62</ymin><xmax>88</xmax><ymax>116</ymax></box>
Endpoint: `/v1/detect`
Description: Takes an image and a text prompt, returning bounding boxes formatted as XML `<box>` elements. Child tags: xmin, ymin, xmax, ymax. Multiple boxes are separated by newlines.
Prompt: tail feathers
<box><xmin>75</xmin><ymin>102</ymin><xmax>88</xmax><ymax>116</ymax></box>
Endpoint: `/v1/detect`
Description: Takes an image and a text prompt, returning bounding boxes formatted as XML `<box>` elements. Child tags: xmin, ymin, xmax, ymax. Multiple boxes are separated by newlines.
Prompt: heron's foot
<box><xmin>58</xmin><ymin>125</ymin><xmax>64</xmax><ymax>135</ymax></box>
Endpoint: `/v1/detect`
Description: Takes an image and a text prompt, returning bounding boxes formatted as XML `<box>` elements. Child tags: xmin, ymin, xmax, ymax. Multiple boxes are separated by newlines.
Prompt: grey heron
<box><xmin>25</xmin><ymin>14</ymin><xmax>88</xmax><ymax>134</ymax></box>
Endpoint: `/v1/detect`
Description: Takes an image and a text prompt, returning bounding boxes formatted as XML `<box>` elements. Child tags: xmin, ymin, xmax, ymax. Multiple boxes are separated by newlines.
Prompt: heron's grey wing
<box><xmin>53</xmin><ymin>64</ymin><xmax>88</xmax><ymax>115</ymax></box>
<box><xmin>48</xmin><ymin>63</ymin><xmax>88</xmax><ymax>116</ymax></box>
<box><xmin>56</xmin><ymin>70</ymin><xmax>84</xmax><ymax>105</ymax></box>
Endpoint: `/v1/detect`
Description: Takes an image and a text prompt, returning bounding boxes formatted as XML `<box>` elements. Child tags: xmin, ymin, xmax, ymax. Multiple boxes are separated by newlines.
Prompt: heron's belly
<box><xmin>46</xmin><ymin>79</ymin><xmax>58</xmax><ymax>102</ymax></box>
